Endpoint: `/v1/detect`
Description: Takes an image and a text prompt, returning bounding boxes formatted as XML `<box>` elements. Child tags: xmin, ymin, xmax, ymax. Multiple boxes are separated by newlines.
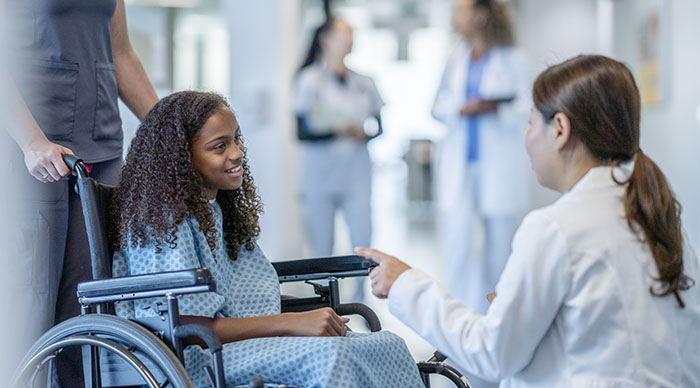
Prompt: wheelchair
<box><xmin>12</xmin><ymin>155</ymin><xmax>471</xmax><ymax>388</ymax></box>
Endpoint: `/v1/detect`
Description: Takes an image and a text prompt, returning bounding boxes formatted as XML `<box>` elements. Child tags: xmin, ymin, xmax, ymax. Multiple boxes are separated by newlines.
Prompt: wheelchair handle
<box><xmin>336</xmin><ymin>303</ymin><xmax>382</xmax><ymax>332</ymax></box>
<box><xmin>174</xmin><ymin>323</ymin><xmax>222</xmax><ymax>352</ymax></box>
<box><xmin>62</xmin><ymin>153</ymin><xmax>88</xmax><ymax>179</ymax></box>
<box><xmin>174</xmin><ymin>324</ymin><xmax>225</xmax><ymax>388</ymax></box>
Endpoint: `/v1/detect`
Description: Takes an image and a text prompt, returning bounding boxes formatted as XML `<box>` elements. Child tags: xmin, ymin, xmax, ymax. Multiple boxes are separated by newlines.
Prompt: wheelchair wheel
<box><xmin>12</xmin><ymin>314</ymin><xmax>194</xmax><ymax>388</ymax></box>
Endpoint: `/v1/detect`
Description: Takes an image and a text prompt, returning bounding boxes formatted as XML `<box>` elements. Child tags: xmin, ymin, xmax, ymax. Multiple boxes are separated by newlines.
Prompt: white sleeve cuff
<box><xmin>387</xmin><ymin>268</ymin><xmax>431</xmax><ymax>318</ymax></box>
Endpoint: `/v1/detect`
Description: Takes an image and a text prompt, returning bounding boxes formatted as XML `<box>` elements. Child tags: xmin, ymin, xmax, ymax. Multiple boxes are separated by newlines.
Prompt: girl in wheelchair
<box><xmin>111</xmin><ymin>90</ymin><xmax>425</xmax><ymax>388</ymax></box>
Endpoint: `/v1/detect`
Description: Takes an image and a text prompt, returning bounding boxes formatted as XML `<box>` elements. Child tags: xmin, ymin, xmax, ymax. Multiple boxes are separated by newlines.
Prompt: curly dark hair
<box><xmin>113</xmin><ymin>90</ymin><xmax>263</xmax><ymax>260</ymax></box>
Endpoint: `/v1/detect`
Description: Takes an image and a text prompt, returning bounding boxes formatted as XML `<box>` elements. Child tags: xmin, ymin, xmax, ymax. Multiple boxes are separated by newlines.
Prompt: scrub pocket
<box><xmin>20</xmin><ymin>59</ymin><xmax>78</xmax><ymax>141</ymax></box>
<box><xmin>93</xmin><ymin>61</ymin><xmax>123</xmax><ymax>141</ymax></box>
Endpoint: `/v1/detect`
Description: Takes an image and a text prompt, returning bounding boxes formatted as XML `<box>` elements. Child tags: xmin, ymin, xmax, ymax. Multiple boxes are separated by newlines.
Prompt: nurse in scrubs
<box><xmin>293</xmin><ymin>17</ymin><xmax>384</xmax><ymax>303</ymax></box>
<box><xmin>356</xmin><ymin>55</ymin><xmax>700</xmax><ymax>387</ymax></box>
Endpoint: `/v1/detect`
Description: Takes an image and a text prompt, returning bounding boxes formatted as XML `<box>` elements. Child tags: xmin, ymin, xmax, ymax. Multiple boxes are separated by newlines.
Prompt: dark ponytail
<box><xmin>533</xmin><ymin>55</ymin><xmax>694</xmax><ymax>307</ymax></box>
<box><xmin>623</xmin><ymin>151</ymin><xmax>694</xmax><ymax>307</ymax></box>
<box><xmin>299</xmin><ymin>18</ymin><xmax>335</xmax><ymax>72</ymax></box>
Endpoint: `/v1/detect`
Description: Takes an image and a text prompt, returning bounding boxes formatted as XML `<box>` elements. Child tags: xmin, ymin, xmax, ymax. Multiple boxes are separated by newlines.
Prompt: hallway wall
<box><xmin>610</xmin><ymin>0</ymin><xmax>700</xmax><ymax>251</ymax></box>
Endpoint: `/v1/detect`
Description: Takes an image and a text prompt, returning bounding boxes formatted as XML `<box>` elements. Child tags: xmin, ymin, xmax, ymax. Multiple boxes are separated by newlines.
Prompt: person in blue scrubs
<box><xmin>432</xmin><ymin>0</ymin><xmax>532</xmax><ymax>320</ymax></box>
<box><xmin>3</xmin><ymin>0</ymin><xmax>159</xmax><ymax>385</ymax></box>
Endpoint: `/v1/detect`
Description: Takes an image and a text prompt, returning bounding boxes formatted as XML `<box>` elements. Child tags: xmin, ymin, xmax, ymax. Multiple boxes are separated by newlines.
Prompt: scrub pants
<box><xmin>12</xmin><ymin>154</ymin><xmax>122</xmax><ymax>387</ymax></box>
<box><xmin>302</xmin><ymin>188</ymin><xmax>371</xmax><ymax>303</ymax></box>
<box><xmin>443</xmin><ymin>166</ymin><xmax>516</xmax><ymax>313</ymax></box>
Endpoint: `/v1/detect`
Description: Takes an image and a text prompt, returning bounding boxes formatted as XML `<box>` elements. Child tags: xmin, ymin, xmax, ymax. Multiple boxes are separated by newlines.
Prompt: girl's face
<box><xmin>321</xmin><ymin>19</ymin><xmax>353</xmax><ymax>59</ymax></box>
<box><xmin>525</xmin><ymin>108</ymin><xmax>560</xmax><ymax>191</ymax></box>
<box><xmin>191</xmin><ymin>108</ymin><xmax>245</xmax><ymax>200</ymax></box>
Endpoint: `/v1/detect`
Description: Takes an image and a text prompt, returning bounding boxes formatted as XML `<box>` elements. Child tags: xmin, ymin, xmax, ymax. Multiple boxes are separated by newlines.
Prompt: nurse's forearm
<box><xmin>111</xmin><ymin>0</ymin><xmax>158</xmax><ymax>121</ymax></box>
<box><xmin>296</xmin><ymin>115</ymin><xmax>336</xmax><ymax>142</ymax></box>
<box><xmin>1</xmin><ymin>77</ymin><xmax>73</xmax><ymax>180</ymax></box>
<box><xmin>2</xmin><ymin>77</ymin><xmax>48</xmax><ymax>152</ymax></box>
<box><xmin>114</xmin><ymin>50</ymin><xmax>158</xmax><ymax>121</ymax></box>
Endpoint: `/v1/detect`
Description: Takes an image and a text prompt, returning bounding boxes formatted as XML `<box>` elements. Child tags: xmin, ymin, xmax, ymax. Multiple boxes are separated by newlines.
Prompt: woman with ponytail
<box><xmin>293</xmin><ymin>17</ymin><xmax>384</xmax><ymax>303</ymax></box>
<box><xmin>356</xmin><ymin>55</ymin><xmax>700</xmax><ymax>387</ymax></box>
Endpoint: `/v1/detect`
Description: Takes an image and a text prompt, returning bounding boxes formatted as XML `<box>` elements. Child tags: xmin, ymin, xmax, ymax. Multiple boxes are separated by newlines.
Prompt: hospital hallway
<box><xmin>3</xmin><ymin>0</ymin><xmax>700</xmax><ymax>386</ymax></box>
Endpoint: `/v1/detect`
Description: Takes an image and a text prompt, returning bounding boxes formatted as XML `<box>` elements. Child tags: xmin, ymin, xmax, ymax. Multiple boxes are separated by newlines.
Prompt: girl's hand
<box><xmin>354</xmin><ymin>247</ymin><xmax>411</xmax><ymax>299</ymax></box>
<box><xmin>284</xmin><ymin>308</ymin><xmax>349</xmax><ymax>337</ymax></box>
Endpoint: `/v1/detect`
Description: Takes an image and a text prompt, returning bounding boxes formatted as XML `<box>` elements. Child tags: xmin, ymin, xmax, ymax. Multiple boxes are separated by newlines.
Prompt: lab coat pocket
<box><xmin>19</xmin><ymin>59</ymin><xmax>78</xmax><ymax>141</ymax></box>
<box><xmin>93</xmin><ymin>61</ymin><xmax>123</xmax><ymax>141</ymax></box>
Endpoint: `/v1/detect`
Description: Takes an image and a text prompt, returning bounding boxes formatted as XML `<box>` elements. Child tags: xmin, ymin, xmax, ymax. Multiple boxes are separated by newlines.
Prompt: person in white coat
<box><xmin>356</xmin><ymin>55</ymin><xmax>700</xmax><ymax>387</ymax></box>
<box><xmin>433</xmin><ymin>0</ymin><xmax>532</xmax><ymax>317</ymax></box>
<box><xmin>293</xmin><ymin>17</ymin><xmax>384</xmax><ymax>303</ymax></box>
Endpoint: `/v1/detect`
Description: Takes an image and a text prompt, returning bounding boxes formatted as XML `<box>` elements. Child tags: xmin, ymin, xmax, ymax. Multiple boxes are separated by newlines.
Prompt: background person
<box><xmin>293</xmin><ymin>17</ymin><xmax>384</xmax><ymax>303</ymax></box>
<box><xmin>432</xmin><ymin>0</ymin><xmax>532</xmax><ymax>319</ymax></box>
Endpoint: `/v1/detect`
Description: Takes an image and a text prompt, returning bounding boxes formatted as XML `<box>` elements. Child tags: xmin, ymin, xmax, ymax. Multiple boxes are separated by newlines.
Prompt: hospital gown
<box><xmin>113</xmin><ymin>201</ymin><xmax>424</xmax><ymax>388</ymax></box>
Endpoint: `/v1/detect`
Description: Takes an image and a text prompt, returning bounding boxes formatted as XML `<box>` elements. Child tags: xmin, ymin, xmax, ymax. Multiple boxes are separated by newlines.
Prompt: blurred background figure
<box><xmin>293</xmin><ymin>17</ymin><xmax>384</xmax><ymax>303</ymax></box>
<box><xmin>432</xmin><ymin>0</ymin><xmax>531</xmax><ymax>324</ymax></box>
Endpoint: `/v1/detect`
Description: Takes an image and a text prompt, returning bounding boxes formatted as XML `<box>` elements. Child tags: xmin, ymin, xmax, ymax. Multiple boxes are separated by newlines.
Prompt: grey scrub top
<box><xmin>293</xmin><ymin>63</ymin><xmax>384</xmax><ymax>196</ymax></box>
<box><xmin>8</xmin><ymin>0</ymin><xmax>123</xmax><ymax>163</ymax></box>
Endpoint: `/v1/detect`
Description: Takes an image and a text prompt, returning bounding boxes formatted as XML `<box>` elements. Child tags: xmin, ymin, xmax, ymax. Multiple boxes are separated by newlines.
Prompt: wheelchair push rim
<box><xmin>12</xmin><ymin>314</ymin><xmax>195</xmax><ymax>388</ymax></box>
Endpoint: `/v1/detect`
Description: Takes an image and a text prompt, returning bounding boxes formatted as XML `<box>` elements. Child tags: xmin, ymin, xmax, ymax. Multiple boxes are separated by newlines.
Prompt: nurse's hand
<box><xmin>337</xmin><ymin>122</ymin><xmax>368</xmax><ymax>140</ymax></box>
<box><xmin>354</xmin><ymin>247</ymin><xmax>412</xmax><ymax>299</ymax></box>
<box><xmin>23</xmin><ymin>137</ymin><xmax>73</xmax><ymax>183</ymax></box>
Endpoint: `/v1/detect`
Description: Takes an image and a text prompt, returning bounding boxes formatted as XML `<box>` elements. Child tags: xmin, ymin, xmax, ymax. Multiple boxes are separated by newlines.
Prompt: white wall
<box><xmin>513</xmin><ymin>0</ymin><xmax>600</xmax><ymax>208</ymax></box>
<box><xmin>224</xmin><ymin>0</ymin><xmax>305</xmax><ymax>261</ymax></box>
<box><xmin>609</xmin><ymin>0</ymin><xmax>700</xmax><ymax>250</ymax></box>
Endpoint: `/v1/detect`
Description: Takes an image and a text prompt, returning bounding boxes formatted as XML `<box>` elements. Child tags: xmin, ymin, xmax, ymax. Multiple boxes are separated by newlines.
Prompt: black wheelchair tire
<box><xmin>13</xmin><ymin>314</ymin><xmax>195</xmax><ymax>388</ymax></box>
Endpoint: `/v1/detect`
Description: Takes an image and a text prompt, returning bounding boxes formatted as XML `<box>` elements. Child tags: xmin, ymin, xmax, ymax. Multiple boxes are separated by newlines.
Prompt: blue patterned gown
<box><xmin>113</xmin><ymin>201</ymin><xmax>424</xmax><ymax>388</ymax></box>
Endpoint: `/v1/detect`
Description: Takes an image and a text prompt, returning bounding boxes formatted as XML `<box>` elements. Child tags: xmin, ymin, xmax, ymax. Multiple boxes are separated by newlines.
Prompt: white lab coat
<box><xmin>389</xmin><ymin>166</ymin><xmax>700</xmax><ymax>387</ymax></box>
<box><xmin>432</xmin><ymin>43</ymin><xmax>532</xmax><ymax>217</ymax></box>
<box><xmin>432</xmin><ymin>44</ymin><xmax>534</xmax><ymax>321</ymax></box>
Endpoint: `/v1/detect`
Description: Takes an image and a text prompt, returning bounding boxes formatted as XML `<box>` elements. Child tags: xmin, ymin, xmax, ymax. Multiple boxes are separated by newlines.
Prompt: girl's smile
<box><xmin>191</xmin><ymin>108</ymin><xmax>245</xmax><ymax>199</ymax></box>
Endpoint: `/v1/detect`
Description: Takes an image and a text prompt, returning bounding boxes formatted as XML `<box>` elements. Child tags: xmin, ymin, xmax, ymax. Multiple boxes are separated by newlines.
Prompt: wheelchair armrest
<box><xmin>272</xmin><ymin>255</ymin><xmax>377</xmax><ymax>283</ymax></box>
<box><xmin>77</xmin><ymin>269</ymin><xmax>215</xmax><ymax>305</ymax></box>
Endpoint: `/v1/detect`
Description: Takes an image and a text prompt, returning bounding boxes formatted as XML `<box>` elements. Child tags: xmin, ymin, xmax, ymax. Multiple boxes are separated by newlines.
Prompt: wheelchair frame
<box><xmin>12</xmin><ymin>155</ymin><xmax>470</xmax><ymax>388</ymax></box>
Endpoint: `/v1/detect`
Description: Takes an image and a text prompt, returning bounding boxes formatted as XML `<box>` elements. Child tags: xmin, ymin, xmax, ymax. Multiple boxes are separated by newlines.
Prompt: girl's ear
<box><xmin>551</xmin><ymin>112</ymin><xmax>572</xmax><ymax>151</ymax></box>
